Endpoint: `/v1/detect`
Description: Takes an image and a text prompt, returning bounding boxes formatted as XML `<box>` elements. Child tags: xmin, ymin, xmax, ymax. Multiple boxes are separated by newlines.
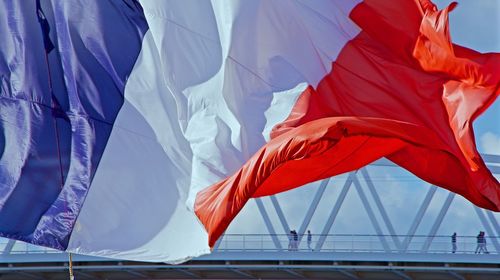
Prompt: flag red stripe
<box><xmin>196</xmin><ymin>117</ymin><xmax>445</xmax><ymax>246</ymax></box>
<box><xmin>195</xmin><ymin>0</ymin><xmax>500</xmax><ymax>247</ymax></box>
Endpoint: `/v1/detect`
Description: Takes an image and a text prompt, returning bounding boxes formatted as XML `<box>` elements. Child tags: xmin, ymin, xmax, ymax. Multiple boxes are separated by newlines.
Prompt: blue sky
<box><xmin>434</xmin><ymin>0</ymin><xmax>500</xmax><ymax>154</ymax></box>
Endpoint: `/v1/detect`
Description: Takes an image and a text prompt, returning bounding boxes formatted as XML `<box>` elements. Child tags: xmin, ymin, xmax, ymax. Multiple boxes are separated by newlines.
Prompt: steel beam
<box><xmin>400</xmin><ymin>185</ymin><xmax>437</xmax><ymax>253</ymax></box>
<box><xmin>15</xmin><ymin>271</ymin><xmax>45</xmax><ymax>280</ymax></box>
<box><xmin>315</xmin><ymin>172</ymin><xmax>356</xmax><ymax>251</ymax></box>
<box><xmin>447</xmin><ymin>271</ymin><xmax>466</xmax><ymax>280</ymax></box>
<box><xmin>337</xmin><ymin>269</ymin><xmax>360</xmax><ymax>280</ymax></box>
<box><xmin>393</xmin><ymin>270</ymin><xmax>413</xmax><ymax>280</ymax></box>
<box><xmin>482</xmin><ymin>153</ymin><xmax>500</xmax><ymax>163</ymax></box>
<box><xmin>125</xmin><ymin>269</ymin><xmax>149</xmax><ymax>278</ymax></box>
<box><xmin>487</xmin><ymin>165</ymin><xmax>500</xmax><ymax>174</ymax></box>
<box><xmin>75</xmin><ymin>270</ymin><xmax>99</xmax><ymax>279</ymax></box>
<box><xmin>2</xmin><ymin>263</ymin><xmax>500</xmax><ymax>275</ymax></box>
<box><xmin>212</xmin><ymin>235</ymin><xmax>223</xmax><ymax>251</ymax></box>
<box><xmin>231</xmin><ymin>268</ymin><xmax>255</xmax><ymax>278</ymax></box>
<box><xmin>176</xmin><ymin>268</ymin><xmax>202</xmax><ymax>278</ymax></box>
<box><xmin>353</xmin><ymin>176</ymin><xmax>391</xmax><ymax>252</ymax></box>
<box><xmin>401</xmin><ymin>186</ymin><xmax>436</xmax><ymax>252</ymax></box>
<box><xmin>298</xmin><ymin>179</ymin><xmax>329</xmax><ymax>242</ymax></box>
<box><xmin>474</xmin><ymin>207</ymin><xmax>500</xmax><ymax>252</ymax></box>
<box><xmin>486</xmin><ymin>211</ymin><xmax>500</xmax><ymax>236</ymax></box>
<box><xmin>2</xmin><ymin>240</ymin><xmax>15</xmax><ymax>255</ymax></box>
<box><xmin>283</xmin><ymin>268</ymin><xmax>306</xmax><ymax>279</ymax></box>
<box><xmin>270</xmin><ymin>196</ymin><xmax>290</xmax><ymax>234</ymax></box>
<box><xmin>421</xmin><ymin>192</ymin><xmax>454</xmax><ymax>252</ymax></box>
<box><xmin>255</xmin><ymin>198</ymin><xmax>283</xmax><ymax>250</ymax></box>
<box><xmin>361</xmin><ymin>168</ymin><xmax>401</xmax><ymax>250</ymax></box>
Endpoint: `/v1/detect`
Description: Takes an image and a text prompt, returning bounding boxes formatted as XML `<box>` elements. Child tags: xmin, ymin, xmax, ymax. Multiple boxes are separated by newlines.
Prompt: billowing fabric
<box><xmin>0</xmin><ymin>0</ymin><xmax>147</xmax><ymax>249</ymax></box>
<box><xmin>66</xmin><ymin>0</ymin><xmax>363</xmax><ymax>263</ymax></box>
<box><xmin>0</xmin><ymin>0</ymin><xmax>498</xmax><ymax>263</ymax></box>
<box><xmin>194</xmin><ymin>0</ymin><xmax>500</xmax><ymax>247</ymax></box>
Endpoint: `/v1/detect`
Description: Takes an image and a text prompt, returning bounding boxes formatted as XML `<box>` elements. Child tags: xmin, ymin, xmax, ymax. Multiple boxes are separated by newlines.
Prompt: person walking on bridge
<box><xmin>292</xmin><ymin>230</ymin><xmax>298</xmax><ymax>251</ymax></box>
<box><xmin>451</xmin><ymin>232</ymin><xmax>457</xmax><ymax>253</ymax></box>
<box><xmin>475</xmin><ymin>231</ymin><xmax>489</xmax><ymax>254</ymax></box>
<box><xmin>475</xmin><ymin>231</ymin><xmax>481</xmax><ymax>253</ymax></box>
<box><xmin>307</xmin><ymin>230</ymin><xmax>313</xmax><ymax>251</ymax></box>
<box><xmin>288</xmin><ymin>230</ymin><xmax>293</xmax><ymax>251</ymax></box>
<box><xmin>480</xmin><ymin>231</ymin><xmax>489</xmax><ymax>254</ymax></box>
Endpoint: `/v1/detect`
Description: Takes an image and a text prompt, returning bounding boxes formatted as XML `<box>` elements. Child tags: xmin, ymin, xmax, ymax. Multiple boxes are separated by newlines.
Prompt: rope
<box><xmin>37</xmin><ymin>3</ymin><xmax>72</xmax><ymax>279</ymax></box>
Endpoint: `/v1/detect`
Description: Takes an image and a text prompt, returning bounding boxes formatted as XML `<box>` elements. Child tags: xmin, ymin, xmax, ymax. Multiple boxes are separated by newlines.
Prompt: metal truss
<box><xmin>1</xmin><ymin>154</ymin><xmax>499</xmax><ymax>280</ymax></box>
<box><xmin>232</xmin><ymin>153</ymin><xmax>500</xmax><ymax>253</ymax></box>
<box><xmin>1</xmin><ymin>155</ymin><xmax>499</xmax><ymax>256</ymax></box>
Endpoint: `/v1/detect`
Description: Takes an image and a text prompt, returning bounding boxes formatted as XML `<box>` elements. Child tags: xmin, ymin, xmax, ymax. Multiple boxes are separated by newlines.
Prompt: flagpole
<box><xmin>68</xmin><ymin>253</ymin><xmax>75</xmax><ymax>280</ymax></box>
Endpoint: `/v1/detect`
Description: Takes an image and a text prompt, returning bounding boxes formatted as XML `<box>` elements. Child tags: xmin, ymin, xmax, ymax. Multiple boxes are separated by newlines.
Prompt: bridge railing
<box><xmin>1</xmin><ymin>234</ymin><xmax>498</xmax><ymax>255</ymax></box>
<box><xmin>215</xmin><ymin>234</ymin><xmax>499</xmax><ymax>254</ymax></box>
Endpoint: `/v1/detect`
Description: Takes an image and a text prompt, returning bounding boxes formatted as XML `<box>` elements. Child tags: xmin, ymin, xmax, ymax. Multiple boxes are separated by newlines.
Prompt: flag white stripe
<box><xmin>69</xmin><ymin>0</ymin><xmax>361</xmax><ymax>263</ymax></box>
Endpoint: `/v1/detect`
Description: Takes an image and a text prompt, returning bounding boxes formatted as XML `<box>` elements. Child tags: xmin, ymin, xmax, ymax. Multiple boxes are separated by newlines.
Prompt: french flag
<box><xmin>0</xmin><ymin>0</ymin><xmax>498</xmax><ymax>263</ymax></box>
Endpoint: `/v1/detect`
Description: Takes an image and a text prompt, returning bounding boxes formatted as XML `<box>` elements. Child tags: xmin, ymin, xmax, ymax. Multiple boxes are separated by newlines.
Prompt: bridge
<box><xmin>2</xmin><ymin>233</ymin><xmax>500</xmax><ymax>279</ymax></box>
<box><xmin>1</xmin><ymin>154</ymin><xmax>499</xmax><ymax>279</ymax></box>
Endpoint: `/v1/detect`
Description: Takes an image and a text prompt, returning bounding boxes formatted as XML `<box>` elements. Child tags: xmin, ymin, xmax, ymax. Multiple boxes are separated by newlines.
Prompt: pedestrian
<box><xmin>288</xmin><ymin>230</ymin><xmax>293</xmax><ymax>251</ymax></box>
<box><xmin>307</xmin><ymin>230</ymin><xmax>313</xmax><ymax>251</ymax></box>
<box><xmin>292</xmin><ymin>230</ymin><xmax>298</xmax><ymax>251</ymax></box>
<box><xmin>480</xmin><ymin>231</ymin><xmax>489</xmax><ymax>254</ymax></box>
<box><xmin>476</xmin><ymin>231</ymin><xmax>489</xmax><ymax>254</ymax></box>
<box><xmin>475</xmin><ymin>231</ymin><xmax>481</xmax><ymax>254</ymax></box>
<box><xmin>451</xmin><ymin>232</ymin><xmax>457</xmax><ymax>253</ymax></box>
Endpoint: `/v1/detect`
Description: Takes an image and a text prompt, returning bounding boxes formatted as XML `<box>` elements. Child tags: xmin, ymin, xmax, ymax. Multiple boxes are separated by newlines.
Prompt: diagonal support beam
<box><xmin>75</xmin><ymin>271</ymin><xmax>98</xmax><ymax>279</ymax></box>
<box><xmin>315</xmin><ymin>172</ymin><xmax>356</xmax><ymax>251</ymax></box>
<box><xmin>421</xmin><ymin>192</ymin><xmax>454</xmax><ymax>252</ymax></box>
<box><xmin>474</xmin><ymin>207</ymin><xmax>500</xmax><ymax>252</ymax></box>
<box><xmin>361</xmin><ymin>168</ymin><xmax>402</xmax><ymax>250</ymax></box>
<box><xmin>448</xmin><ymin>271</ymin><xmax>466</xmax><ymax>280</ymax></box>
<box><xmin>212</xmin><ymin>235</ymin><xmax>223</xmax><ymax>251</ymax></box>
<box><xmin>353</xmin><ymin>176</ymin><xmax>391</xmax><ymax>252</ymax></box>
<box><xmin>283</xmin><ymin>269</ymin><xmax>306</xmax><ymax>279</ymax></box>
<box><xmin>255</xmin><ymin>198</ymin><xmax>283</xmax><ymax>250</ymax></box>
<box><xmin>270</xmin><ymin>196</ymin><xmax>290</xmax><ymax>234</ymax></box>
<box><xmin>125</xmin><ymin>270</ymin><xmax>149</xmax><ymax>279</ymax></box>
<box><xmin>401</xmin><ymin>186</ymin><xmax>436</xmax><ymax>252</ymax></box>
<box><xmin>337</xmin><ymin>270</ymin><xmax>360</xmax><ymax>280</ymax></box>
<box><xmin>15</xmin><ymin>271</ymin><xmax>44</xmax><ymax>280</ymax></box>
<box><xmin>231</xmin><ymin>268</ymin><xmax>255</xmax><ymax>278</ymax></box>
<box><xmin>486</xmin><ymin>211</ymin><xmax>500</xmax><ymax>236</ymax></box>
<box><xmin>176</xmin><ymin>269</ymin><xmax>202</xmax><ymax>279</ymax></box>
<box><xmin>298</xmin><ymin>179</ymin><xmax>329</xmax><ymax>243</ymax></box>
<box><xmin>2</xmin><ymin>239</ymin><xmax>15</xmax><ymax>254</ymax></box>
<box><xmin>393</xmin><ymin>270</ymin><xmax>413</xmax><ymax>280</ymax></box>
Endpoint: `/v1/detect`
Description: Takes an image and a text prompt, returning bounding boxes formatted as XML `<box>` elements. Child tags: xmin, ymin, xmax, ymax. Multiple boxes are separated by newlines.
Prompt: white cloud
<box><xmin>480</xmin><ymin>132</ymin><xmax>500</xmax><ymax>155</ymax></box>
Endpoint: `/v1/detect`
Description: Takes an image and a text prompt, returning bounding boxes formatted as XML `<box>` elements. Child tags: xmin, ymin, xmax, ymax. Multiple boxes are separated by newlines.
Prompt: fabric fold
<box><xmin>194</xmin><ymin>0</ymin><xmax>499</xmax><ymax>247</ymax></box>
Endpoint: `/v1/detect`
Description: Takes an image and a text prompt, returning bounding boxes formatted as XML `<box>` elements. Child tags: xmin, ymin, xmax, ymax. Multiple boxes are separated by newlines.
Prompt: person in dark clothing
<box><xmin>307</xmin><ymin>230</ymin><xmax>313</xmax><ymax>251</ymax></box>
<box><xmin>480</xmin><ymin>231</ymin><xmax>489</xmax><ymax>254</ymax></box>
<box><xmin>292</xmin><ymin>230</ymin><xmax>298</xmax><ymax>251</ymax></box>
<box><xmin>451</xmin><ymin>232</ymin><xmax>457</xmax><ymax>253</ymax></box>
<box><xmin>476</xmin><ymin>231</ymin><xmax>489</xmax><ymax>254</ymax></box>
<box><xmin>288</xmin><ymin>230</ymin><xmax>294</xmax><ymax>251</ymax></box>
<box><xmin>475</xmin><ymin>231</ymin><xmax>481</xmax><ymax>254</ymax></box>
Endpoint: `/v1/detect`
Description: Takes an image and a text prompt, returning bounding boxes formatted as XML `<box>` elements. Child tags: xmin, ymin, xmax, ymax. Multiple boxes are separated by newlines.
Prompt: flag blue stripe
<box><xmin>0</xmin><ymin>0</ymin><xmax>148</xmax><ymax>250</ymax></box>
